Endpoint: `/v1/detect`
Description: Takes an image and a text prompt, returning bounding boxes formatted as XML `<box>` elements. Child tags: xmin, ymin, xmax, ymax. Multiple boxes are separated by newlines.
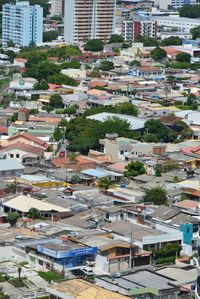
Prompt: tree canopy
<box><xmin>151</xmin><ymin>47</ymin><xmax>167</xmax><ymax>61</ymax></box>
<box><xmin>84</xmin><ymin>39</ymin><xmax>104</xmax><ymax>52</ymax></box>
<box><xmin>49</xmin><ymin>94</ymin><xmax>63</xmax><ymax>108</ymax></box>
<box><xmin>7</xmin><ymin>212</ymin><xmax>19</xmax><ymax>226</ymax></box>
<box><xmin>160</xmin><ymin>37</ymin><xmax>182</xmax><ymax>46</ymax></box>
<box><xmin>143</xmin><ymin>187</ymin><xmax>168</xmax><ymax>205</ymax></box>
<box><xmin>190</xmin><ymin>26</ymin><xmax>200</xmax><ymax>39</ymax></box>
<box><xmin>179</xmin><ymin>4</ymin><xmax>200</xmax><ymax>18</ymax></box>
<box><xmin>99</xmin><ymin>61</ymin><xmax>114</xmax><ymax>71</ymax></box>
<box><xmin>109</xmin><ymin>34</ymin><xmax>124</xmax><ymax>43</ymax></box>
<box><xmin>136</xmin><ymin>36</ymin><xmax>158</xmax><ymax>47</ymax></box>
<box><xmin>124</xmin><ymin>161</ymin><xmax>146</xmax><ymax>177</ymax></box>
<box><xmin>176</xmin><ymin>52</ymin><xmax>191</xmax><ymax>63</ymax></box>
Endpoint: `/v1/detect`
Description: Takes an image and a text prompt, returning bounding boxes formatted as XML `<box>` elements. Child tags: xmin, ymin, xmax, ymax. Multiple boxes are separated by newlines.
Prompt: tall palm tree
<box><xmin>97</xmin><ymin>177</ymin><xmax>111</xmax><ymax>193</ymax></box>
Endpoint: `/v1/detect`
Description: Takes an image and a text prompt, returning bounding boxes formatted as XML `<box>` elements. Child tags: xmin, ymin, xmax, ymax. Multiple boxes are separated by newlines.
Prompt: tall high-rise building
<box><xmin>51</xmin><ymin>0</ymin><xmax>64</xmax><ymax>17</ymax></box>
<box><xmin>64</xmin><ymin>0</ymin><xmax>116</xmax><ymax>44</ymax></box>
<box><xmin>122</xmin><ymin>18</ymin><xmax>157</xmax><ymax>42</ymax></box>
<box><xmin>2</xmin><ymin>1</ymin><xmax>43</xmax><ymax>48</ymax></box>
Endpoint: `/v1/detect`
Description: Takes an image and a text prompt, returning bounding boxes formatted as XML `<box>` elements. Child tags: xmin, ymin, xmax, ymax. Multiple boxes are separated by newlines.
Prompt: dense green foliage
<box><xmin>190</xmin><ymin>26</ymin><xmax>200</xmax><ymax>39</ymax></box>
<box><xmin>64</xmin><ymin>116</ymin><xmax>132</xmax><ymax>154</ymax></box>
<box><xmin>124</xmin><ymin>161</ymin><xmax>146</xmax><ymax>177</ymax></box>
<box><xmin>49</xmin><ymin>94</ymin><xmax>63</xmax><ymax>108</ymax></box>
<box><xmin>84</xmin><ymin>103</ymin><xmax>138</xmax><ymax>117</ymax></box>
<box><xmin>38</xmin><ymin>271</ymin><xmax>63</xmax><ymax>282</ymax></box>
<box><xmin>179</xmin><ymin>4</ymin><xmax>200</xmax><ymax>18</ymax></box>
<box><xmin>151</xmin><ymin>47</ymin><xmax>167</xmax><ymax>61</ymax></box>
<box><xmin>43</xmin><ymin>31</ymin><xmax>60</xmax><ymax>42</ymax></box>
<box><xmin>143</xmin><ymin>187</ymin><xmax>168</xmax><ymax>205</ymax></box>
<box><xmin>99</xmin><ymin>61</ymin><xmax>114</xmax><ymax>71</ymax></box>
<box><xmin>7</xmin><ymin>212</ymin><xmax>19</xmax><ymax>226</ymax></box>
<box><xmin>153</xmin><ymin>243</ymin><xmax>182</xmax><ymax>265</ymax></box>
<box><xmin>176</xmin><ymin>52</ymin><xmax>191</xmax><ymax>63</ymax></box>
<box><xmin>136</xmin><ymin>36</ymin><xmax>158</xmax><ymax>47</ymax></box>
<box><xmin>160</xmin><ymin>37</ymin><xmax>182</xmax><ymax>46</ymax></box>
<box><xmin>109</xmin><ymin>34</ymin><xmax>124</xmax><ymax>43</ymax></box>
<box><xmin>28</xmin><ymin>208</ymin><xmax>41</xmax><ymax>219</ymax></box>
<box><xmin>84</xmin><ymin>39</ymin><xmax>104</xmax><ymax>52</ymax></box>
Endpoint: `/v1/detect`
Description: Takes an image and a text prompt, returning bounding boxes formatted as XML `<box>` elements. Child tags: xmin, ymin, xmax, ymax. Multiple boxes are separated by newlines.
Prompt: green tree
<box><xmin>49</xmin><ymin>94</ymin><xmax>63</xmax><ymax>108</ymax></box>
<box><xmin>176</xmin><ymin>52</ymin><xmax>191</xmax><ymax>63</ymax></box>
<box><xmin>160</xmin><ymin>37</ymin><xmax>182</xmax><ymax>46</ymax></box>
<box><xmin>186</xmin><ymin>93</ymin><xmax>198</xmax><ymax>110</ymax></box>
<box><xmin>90</xmin><ymin>70</ymin><xmax>101</xmax><ymax>78</ymax></box>
<box><xmin>145</xmin><ymin>119</ymin><xmax>170</xmax><ymax>142</ymax></box>
<box><xmin>7</xmin><ymin>39</ymin><xmax>15</xmax><ymax>47</ymax></box>
<box><xmin>6</xmin><ymin>182</ymin><xmax>17</xmax><ymax>194</ymax></box>
<box><xmin>129</xmin><ymin>60</ymin><xmax>141</xmax><ymax>67</ymax></box>
<box><xmin>137</xmin><ymin>36</ymin><xmax>158</xmax><ymax>47</ymax></box>
<box><xmin>117</xmin><ymin>102</ymin><xmax>138</xmax><ymax>116</ymax></box>
<box><xmin>48</xmin><ymin>73</ymin><xmax>78</xmax><ymax>86</ymax></box>
<box><xmin>97</xmin><ymin>177</ymin><xmax>112</xmax><ymax>192</ymax></box>
<box><xmin>70</xmin><ymin>175</ymin><xmax>81</xmax><ymax>184</ymax></box>
<box><xmin>151</xmin><ymin>47</ymin><xmax>167</xmax><ymax>61</ymax></box>
<box><xmin>99</xmin><ymin>60</ymin><xmax>114</xmax><ymax>71</ymax></box>
<box><xmin>109</xmin><ymin>34</ymin><xmax>124</xmax><ymax>43</ymax></box>
<box><xmin>64</xmin><ymin>105</ymin><xmax>77</xmax><ymax>115</ymax></box>
<box><xmin>124</xmin><ymin>161</ymin><xmax>146</xmax><ymax>177</ymax></box>
<box><xmin>28</xmin><ymin>208</ymin><xmax>41</xmax><ymax>219</ymax></box>
<box><xmin>53</xmin><ymin>127</ymin><xmax>63</xmax><ymax>141</ymax></box>
<box><xmin>144</xmin><ymin>187</ymin><xmax>168</xmax><ymax>205</ymax></box>
<box><xmin>68</xmin><ymin>152</ymin><xmax>78</xmax><ymax>162</ymax></box>
<box><xmin>43</xmin><ymin>30</ymin><xmax>60</xmax><ymax>42</ymax></box>
<box><xmin>61</xmin><ymin>61</ymin><xmax>81</xmax><ymax>69</ymax></box>
<box><xmin>190</xmin><ymin>26</ymin><xmax>200</xmax><ymax>39</ymax></box>
<box><xmin>5</xmin><ymin>50</ymin><xmax>16</xmax><ymax>62</ymax></box>
<box><xmin>144</xmin><ymin>134</ymin><xmax>159</xmax><ymax>143</ymax></box>
<box><xmin>84</xmin><ymin>39</ymin><xmax>104</xmax><ymax>52</ymax></box>
<box><xmin>179</xmin><ymin>4</ymin><xmax>200</xmax><ymax>18</ymax></box>
<box><xmin>34</xmin><ymin>81</ymin><xmax>49</xmax><ymax>90</ymax></box>
<box><xmin>7</xmin><ymin>212</ymin><xmax>19</xmax><ymax>227</ymax></box>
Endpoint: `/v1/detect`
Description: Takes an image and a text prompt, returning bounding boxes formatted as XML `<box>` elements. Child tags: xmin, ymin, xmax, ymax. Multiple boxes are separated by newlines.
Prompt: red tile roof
<box><xmin>52</xmin><ymin>156</ymin><xmax>93</xmax><ymax>168</ymax></box>
<box><xmin>28</xmin><ymin>116</ymin><xmax>61</xmax><ymax>123</ymax></box>
<box><xmin>0</xmin><ymin>142</ymin><xmax>44</xmax><ymax>154</ymax></box>
<box><xmin>8</xmin><ymin>132</ymin><xmax>48</xmax><ymax>149</ymax></box>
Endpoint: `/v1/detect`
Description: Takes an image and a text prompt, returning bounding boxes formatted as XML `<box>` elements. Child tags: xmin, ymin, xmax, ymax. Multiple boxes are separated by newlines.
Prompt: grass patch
<box><xmin>38</xmin><ymin>271</ymin><xmax>63</xmax><ymax>282</ymax></box>
<box><xmin>18</xmin><ymin>261</ymin><xmax>28</xmax><ymax>267</ymax></box>
<box><xmin>35</xmin><ymin>296</ymin><xmax>49</xmax><ymax>299</ymax></box>
<box><xmin>0</xmin><ymin>273</ymin><xmax>9</xmax><ymax>282</ymax></box>
<box><xmin>0</xmin><ymin>293</ymin><xmax>9</xmax><ymax>299</ymax></box>
<box><xmin>8</xmin><ymin>277</ymin><xmax>27</xmax><ymax>288</ymax></box>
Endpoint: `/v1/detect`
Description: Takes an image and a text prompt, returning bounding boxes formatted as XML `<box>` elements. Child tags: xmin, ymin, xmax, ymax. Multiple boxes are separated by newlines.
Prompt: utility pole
<box><xmin>129</xmin><ymin>231</ymin><xmax>133</xmax><ymax>270</ymax></box>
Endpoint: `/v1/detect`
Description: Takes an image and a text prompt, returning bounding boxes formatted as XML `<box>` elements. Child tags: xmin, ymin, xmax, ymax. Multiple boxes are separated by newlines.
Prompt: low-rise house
<box><xmin>9</xmin><ymin>77</ymin><xmax>38</xmax><ymax>95</ymax></box>
<box><xmin>4</xmin><ymin>132</ymin><xmax>49</xmax><ymax>150</ymax></box>
<box><xmin>3</xmin><ymin>195</ymin><xmax>68</xmax><ymax>217</ymax></box>
<box><xmin>14</xmin><ymin>58</ymin><xmax>28</xmax><ymax>68</ymax></box>
<box><xmin>101</xmin><ymin>221</ymin><xmax>183</xmax><ymax>251</ymax></box>
<box><xmin>46</xmin><ymin>279</ymin><xmax>129</xmax><ymax>299</ymax></box>
<box><xmin>96</xmin><ymin>270</ymin><xmax>180</xmax><ymax>298</ymax></box>
<box><xmin>128</xmin><ymin>66</ymin><xmax>165</xmax><ymax>80</ymax></box>
<box><xmin>0</xmin><ymin>142</ymin><xmax>44</xmax><ymax>164</ymax></box>
<box><xmin>0</xmin><ymin>159</ymin><xmax>24</xmax><ymax>177</ymax></box>
<box><xmin>13</xmin><ymin>238</ymin><xmax>97</xmax><ymax>273</ymax></box>
<box><xmin>51</xmin><ymin>156</ymin><xmax>96</xmax><ymax>171</ymax></box>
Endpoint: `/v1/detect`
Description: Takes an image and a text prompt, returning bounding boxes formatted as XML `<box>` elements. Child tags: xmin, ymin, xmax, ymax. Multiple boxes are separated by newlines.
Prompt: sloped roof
<box><xmin>3</xmin><ymin>195</ymin><xmax>67</xmax><ymax>213</ymax></box>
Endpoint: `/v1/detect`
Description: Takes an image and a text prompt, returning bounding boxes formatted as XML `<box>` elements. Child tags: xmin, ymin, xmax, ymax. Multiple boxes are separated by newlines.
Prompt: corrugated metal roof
<box><xmin>0</xmin><ymin>159</ymin><xmax>24</xmax><ymax>171</ymax></box>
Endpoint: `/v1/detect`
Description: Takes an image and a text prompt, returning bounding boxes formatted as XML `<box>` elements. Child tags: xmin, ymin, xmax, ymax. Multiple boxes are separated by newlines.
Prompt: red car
<box><xmin>59</xmin><ymin>151</ymin><xmax>65</xmax><ymax>157</ymax></box>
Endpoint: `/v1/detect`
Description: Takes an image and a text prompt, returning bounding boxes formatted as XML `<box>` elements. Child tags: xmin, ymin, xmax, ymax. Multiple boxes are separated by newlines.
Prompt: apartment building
<box><xmin>122</xmin><ymin>18</ymin><xmax>157</xmax><ymax>41</ymax></box>
<box><xmin>155</xmin><ymin>16</ymin><xmax>200</xmax><ymax>33</ymax></box>
<box><xmin>64</xmin><ymin>0</ymin><xmax>116</xmax><ymax>44</ymax></box>
<box><xmin>2</xmin><ymin>1</ymin><xmax>43</xmax><ymax>48</ymax></box>
<box><xmin>51</xmin><ymin>0</ymin><xmax>64</xmax><ymax>17</ymax></box>
<box><xmin>154</xmin><ymin>0</ymin><xmax>197</xmax><ymax>10</ymax></box>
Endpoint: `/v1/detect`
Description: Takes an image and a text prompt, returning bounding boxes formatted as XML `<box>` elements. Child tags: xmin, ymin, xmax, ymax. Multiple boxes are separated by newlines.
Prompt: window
<box><xmin>10</xmin><ymin>154</ymin><xmax>14</xmax><ymax>158</ymax></box>
<box><xmin>16</xmin><ymin>153</ymin><xmax>20</xmax><ymax>158</ymax></box>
